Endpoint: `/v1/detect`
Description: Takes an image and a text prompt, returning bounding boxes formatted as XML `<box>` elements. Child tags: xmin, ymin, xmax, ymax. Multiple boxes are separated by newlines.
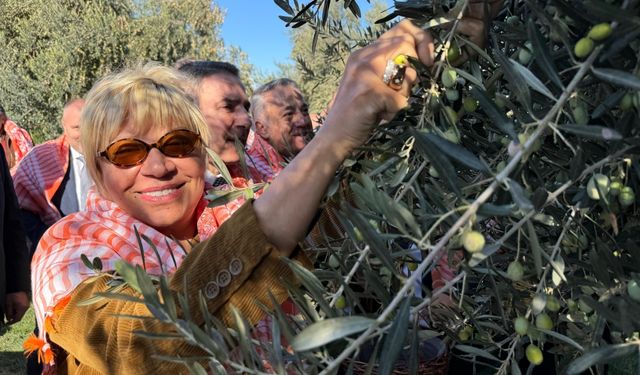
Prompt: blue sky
<box><xmin>216</xmin><ymin>0</ymin><xmax>392</xmax><ymax>75</ymax></box>
<box><xmin>216</xmin><ymin>0</ymin><xmax>292</xmax><ymax>75</ymax></box>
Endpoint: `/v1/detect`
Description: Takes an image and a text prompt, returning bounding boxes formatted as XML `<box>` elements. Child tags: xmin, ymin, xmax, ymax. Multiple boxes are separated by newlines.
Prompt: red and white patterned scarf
<box><xmin>2</xmin><ymin>119</ymin><xmax>33</xmax><ymax>171</ymax></box>
<box><xmin>198</xmin><ymin>176</ymin><xmax>264</xmax><ymax>236</ymax></box>
<box><xmin>245</xmin><ymin>130</ymin><xmax>285</xmax><ymax>182</ymax></box>
<box><xmin>12</xmin><ymin>135</ymin><xmax>69</xmax><ymax>226</ymax></box>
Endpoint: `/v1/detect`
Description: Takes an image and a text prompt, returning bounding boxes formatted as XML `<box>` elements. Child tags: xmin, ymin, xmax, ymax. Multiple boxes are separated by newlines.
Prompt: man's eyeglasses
<box><xmin>98</xmin><ymin>129</ymin><xmax>201</xmax><ymax>168</ymax></box>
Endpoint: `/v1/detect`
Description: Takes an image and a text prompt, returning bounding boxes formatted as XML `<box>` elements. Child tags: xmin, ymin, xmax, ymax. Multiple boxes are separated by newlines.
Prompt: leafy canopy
<box><xmin>0</xmin><ymin>0</ymin><xmax>253</xmax><ymax>143</ymax></box>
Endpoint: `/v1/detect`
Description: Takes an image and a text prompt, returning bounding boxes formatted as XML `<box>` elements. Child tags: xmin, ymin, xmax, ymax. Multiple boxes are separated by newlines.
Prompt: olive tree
<box><xmin>94</xmin><ymin>1</ymin><xmax>640</xmax><ymax>374</ymax></box>
<box><xmin>0</xmin><ymin>0</ymin><xmax>252</xmax><ymax>143</ymax></box>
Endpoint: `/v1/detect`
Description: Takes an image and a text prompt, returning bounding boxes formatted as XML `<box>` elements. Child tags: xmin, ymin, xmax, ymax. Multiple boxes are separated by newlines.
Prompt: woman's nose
<box><xmin>139</xmin><ymin>147</ymin><xmax>177</xmax><ymax>177</ymax></box>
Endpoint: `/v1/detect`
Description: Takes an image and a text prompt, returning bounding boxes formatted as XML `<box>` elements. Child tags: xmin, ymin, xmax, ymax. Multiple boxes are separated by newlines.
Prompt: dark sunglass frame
<box><xmin>98</xmin><ymin>129</ymin><xmax>201</xmax><ymax>168</ymax></box>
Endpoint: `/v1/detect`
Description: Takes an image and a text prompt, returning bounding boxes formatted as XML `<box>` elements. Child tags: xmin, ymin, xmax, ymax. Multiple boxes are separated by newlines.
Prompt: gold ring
<box><xmin>382</xmin><ymin>55</ymin><xmax>408</xmax><ymax>90</ymax></box>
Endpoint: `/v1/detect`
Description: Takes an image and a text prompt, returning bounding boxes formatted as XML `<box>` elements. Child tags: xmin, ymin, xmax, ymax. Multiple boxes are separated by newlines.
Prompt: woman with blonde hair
<box><xmin>27</xmin><ymin>20</ymin><xmax>436</xmax><ymax>374</ymax></box>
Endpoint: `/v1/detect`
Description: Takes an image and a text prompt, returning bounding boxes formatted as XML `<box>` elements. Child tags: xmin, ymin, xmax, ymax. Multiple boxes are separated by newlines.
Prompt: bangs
<box><xmin>126</xmin><ymin>80</ymin><xmax>202</xmax><ymax>138</ymax></box>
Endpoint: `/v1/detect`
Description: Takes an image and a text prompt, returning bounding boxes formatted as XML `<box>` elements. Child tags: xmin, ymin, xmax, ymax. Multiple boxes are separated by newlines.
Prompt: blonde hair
<box><xmin>80</xmin><ymin>63</ymin><xmax>210</xmax><ymax>194</ymax></box>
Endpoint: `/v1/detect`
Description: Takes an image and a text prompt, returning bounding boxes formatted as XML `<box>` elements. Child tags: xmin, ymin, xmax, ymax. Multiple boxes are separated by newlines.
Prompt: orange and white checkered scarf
<box><xmin>28</xmin><ymin>188</ymin><xmax>214</xmax><ymax>369</ymax></box>
<box><xmin>12</xmin><ymin>135</ymin><xmax>69</xmax><ymax>226</ymax></box>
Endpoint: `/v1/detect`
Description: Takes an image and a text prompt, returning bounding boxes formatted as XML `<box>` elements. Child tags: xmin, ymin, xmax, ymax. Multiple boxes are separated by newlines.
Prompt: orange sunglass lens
<box><xmin>158</xmin><ymin>131</ymin><xmax>199</xmax><ymax>157</ymax></box>
<box><xmin>106</xmin><ymin>140</ymin><xmax>148</xmax><ymax>165</ymax></box>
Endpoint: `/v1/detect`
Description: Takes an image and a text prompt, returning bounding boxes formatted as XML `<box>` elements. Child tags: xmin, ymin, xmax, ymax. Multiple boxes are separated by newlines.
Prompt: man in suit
<box><xmin>0</xmin><ymin>144</ymin><xmax>30</xmax><ymax>327</ymax></box>
<box><xmin>13</xmin><ymin>99</ymin><xmax>90</xmax><ymax>253</ymax></box>
<box><xmin>13</xmin><ymin>99</ymin><xmax>88</xmax><ymax>374</ymax></box>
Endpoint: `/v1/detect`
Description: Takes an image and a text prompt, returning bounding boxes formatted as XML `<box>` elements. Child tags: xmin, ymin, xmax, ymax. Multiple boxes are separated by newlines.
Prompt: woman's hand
<box><xmin>451</xmin><ymin>0</ymin><xmax>504</xmax><ymax>63</ymax></box>
<box><xmin>321</xmin><ymin>20</ymin><xmax>435</xmax><ymax>155</ymax></box>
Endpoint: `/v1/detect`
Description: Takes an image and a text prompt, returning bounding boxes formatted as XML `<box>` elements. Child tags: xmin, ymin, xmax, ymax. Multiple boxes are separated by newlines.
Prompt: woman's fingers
<box><xmin>378</xmin><ymin>20</ymin><xmax>435</xmax><ymax>67</ymax></box>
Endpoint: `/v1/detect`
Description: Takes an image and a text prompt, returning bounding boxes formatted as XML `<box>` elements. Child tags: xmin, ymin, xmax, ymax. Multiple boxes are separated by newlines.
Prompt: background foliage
<box><xmin>284</xmin><ymin>0</ymin><xmax>388</xmax><ymax>113</ymax></box>
<box><xmin>0</xmin><ymin>0</ymin><xmax>254</xmax><ymax>143</ymax></box>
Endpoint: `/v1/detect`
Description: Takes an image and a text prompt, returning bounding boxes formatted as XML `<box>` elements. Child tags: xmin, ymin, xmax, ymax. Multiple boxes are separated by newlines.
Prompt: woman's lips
<box><xmin>137</xmin><ymin>183</ymin><xmax>185</xmax><ymax>202</ymax></box>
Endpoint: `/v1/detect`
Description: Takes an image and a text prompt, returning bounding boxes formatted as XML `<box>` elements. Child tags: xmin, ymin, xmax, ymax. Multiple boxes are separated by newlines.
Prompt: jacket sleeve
<box><xmin>1</xmin><ymin>146</ymin><xmax>30</xmax><ymax>294</ymax></box>
<box><xmin>49</xmin><ymin>201</ymin><xmax>311</xmax><ymax>374</ymax></box>
<box><xmin>20</xmin><ymin>209</ymin><xmax>48</xmax><ymax>255</ymax></box>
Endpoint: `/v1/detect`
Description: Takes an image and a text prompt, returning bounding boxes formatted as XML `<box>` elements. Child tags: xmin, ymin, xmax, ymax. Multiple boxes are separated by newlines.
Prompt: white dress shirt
<box><xmin>70</xmin><ymin>147</ymin><xmax>93</xmax><ymax>211</ymax></box>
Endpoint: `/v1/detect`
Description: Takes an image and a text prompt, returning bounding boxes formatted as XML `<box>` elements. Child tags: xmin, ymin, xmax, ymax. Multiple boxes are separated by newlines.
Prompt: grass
<box><xmin>0</xmin><ymin>307</ymin><xmax>34</xmax><ymax>375</ymax></box>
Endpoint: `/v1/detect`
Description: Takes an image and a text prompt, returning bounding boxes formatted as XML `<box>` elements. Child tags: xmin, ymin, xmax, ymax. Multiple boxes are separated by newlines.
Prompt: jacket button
<box><xmin>217</xmin><ymin>269</ymin><xmax>232</xmax><ymax>287</ymax></box>
<box><xmin>205</xmin><ymin>281</ymin><xmax>219</xmax><ymax>299</ymax></box>
<box><xmin>229</xmin><ymin>258</ymin><xmax>243</xmax><ymax>275</ymax></box>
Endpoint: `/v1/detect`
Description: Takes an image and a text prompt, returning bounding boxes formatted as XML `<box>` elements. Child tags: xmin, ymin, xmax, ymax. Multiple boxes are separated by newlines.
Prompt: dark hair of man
<box><xmin>176</xmin><ymin>60</ymin><xmax>240</xmax><ymax>83</ymax></box>
<box><xmin>0</xmin><ymin>105</ymin><xmax>6</xmax><ymax>116</ymax></box>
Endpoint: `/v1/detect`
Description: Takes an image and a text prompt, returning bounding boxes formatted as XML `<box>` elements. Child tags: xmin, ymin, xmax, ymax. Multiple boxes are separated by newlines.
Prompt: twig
<box><xmin>329</xmin><ymin>245</ymin><xmax>371</xmax><ymax>307</ymax></box>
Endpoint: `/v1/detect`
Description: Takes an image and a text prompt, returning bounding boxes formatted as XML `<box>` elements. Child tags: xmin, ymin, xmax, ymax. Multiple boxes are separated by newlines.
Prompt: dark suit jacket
<box><xmin>0</xmin><ymin>145</ymin><xmax>29</xmax><ymax>320</ymax></box>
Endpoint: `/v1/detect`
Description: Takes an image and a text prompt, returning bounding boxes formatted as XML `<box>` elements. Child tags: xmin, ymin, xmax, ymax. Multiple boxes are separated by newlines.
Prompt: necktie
<box><xmin>78</xmin><ymin>155</ymin><xmax>92</xmax><ymax>210</ymax></box>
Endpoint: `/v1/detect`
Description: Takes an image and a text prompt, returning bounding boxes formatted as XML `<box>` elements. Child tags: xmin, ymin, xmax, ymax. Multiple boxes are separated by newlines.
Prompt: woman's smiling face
<box><xmin>98</xmin><ymin>121</ymin><xmax>206</xmax><ymax>240</ymax></box>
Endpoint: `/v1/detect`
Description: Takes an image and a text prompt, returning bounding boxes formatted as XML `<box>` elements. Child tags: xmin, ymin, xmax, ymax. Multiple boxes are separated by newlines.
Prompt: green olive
<box><xmin>535</xmin><ymin>313</ymin><xmax>554</xmax><ymax>330</ymax></box>
<box><xmin>572</xmin><ymin>104</ymin><xmax>589</xmax><ymax>125</ymax></box>
<box><xmin>428</xmin><ymin>165</ymin><xmax>440</xmax><ymax>178</ymax></box>
<box><xmin>506</xmin><ymin>15</ymin><xmax>520</xmax><ymax>25</ymax></box>
<box><xmin>628</xmin><ymin>280</ymin><xmax>640</xmax><ymax>302</ymax></box>
<box><xmin>406</xmin><ymin>262</ymin><xmax>419</xmax><ymax>271</ymax></box>
<box><xmin>609</xmin><ymin>180</ymin><xmax>622</xmax><ymax>196</ymax></box>
<box><xmin>546</xmin><ymin>296</ymin><xmax>561</xmax><ymax>312</ymax></box>
<box><xmin>587</xmin><ymin>23</ymin><xmax>613</xmax><ymax>41</ymax></box>
<box><xmin>619</xmin><ymin>93</ymin><xmax>633</xmax><ymax>111</ymax></box>
<box><xmin>327</xmin><ymin>254</ymin><xmax>340</xmax><ymax>268</ymax></box>
<box><xmin>441</xmin><ymin>68</ymin><xmax>458</xmax><ymax>88</ymax></box>
<box><xmin>507</xmin><ymin>261</ymin><xmax>524</xmax><ymax>281</ymax></box>
<box><xmin>335</xmin><ymin>296</ymin><xmax>346</xmax><ymax>309</ymax></box>
<box><xmin>586</xmin><ymin>173</ymin><xmax>610</xmax><ymax>200</ymax></box>
<box><xmin>526</xmin><ymin>345</ymin><xmax>544</xmax><ymax>365</ymax></box>
<box><xmin>446</xmin><ymin>88</ymin><xmax>460</xmax><ymax>102</ymax></box>
<box><xmin>447</xmin><ymin>42</ymin><xmax>461</xmax><ymax>62</ymax></box>
<box><xmin>518</xmin><ymin>42</ymin><xmax>533</xmax><ymax>65</ymax></box>
<box><xmin>618</xmin><ymin>186</ymin><xmax>635</xmax><ymax>208</ymax></box>
<box><xmin>457</xmin><ymin>326</ymin><xmax>473</xmax><ymax>341</ymax></box>
<box><xmin>574</xmin><ymin>37</ymin><xmax>594</xmax><ymax>58</ymax></box>
<box><xmin>463</xmin><ymin>96</ymin><xmax>479</xmax><ymax>112</ymax></box>
<box><xmin>514</xmin><ymin>317</ymin><xmax>529</xmax><ymax>335</ymax></box>
<box><xmin>462</xmin><ymin>230</ymin><xmax>485</xmax><ymax>253</ymax></box>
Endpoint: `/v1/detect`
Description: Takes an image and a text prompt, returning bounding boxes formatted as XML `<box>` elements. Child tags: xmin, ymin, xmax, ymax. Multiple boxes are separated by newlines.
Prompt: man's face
<box><xmin>255</xmin><ymin>86</ymin><xmax>312</xmax><ymax>157</ymax></box>
<box><xmin>61</xmin><ymin>101</ymin><xmax>85</xmax><ymax>153</ymax></box>
<box><xmin>196</xmin><ymin>74</ymin><xmax>251</xmax><ymax>164</ymax></box>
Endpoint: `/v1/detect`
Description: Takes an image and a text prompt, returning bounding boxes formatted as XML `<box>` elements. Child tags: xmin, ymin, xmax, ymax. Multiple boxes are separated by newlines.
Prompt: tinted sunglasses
<box><xmin>99</xmin><ymin>129</ymin><xmax>201</xmax><ymax>168</ymax></box>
